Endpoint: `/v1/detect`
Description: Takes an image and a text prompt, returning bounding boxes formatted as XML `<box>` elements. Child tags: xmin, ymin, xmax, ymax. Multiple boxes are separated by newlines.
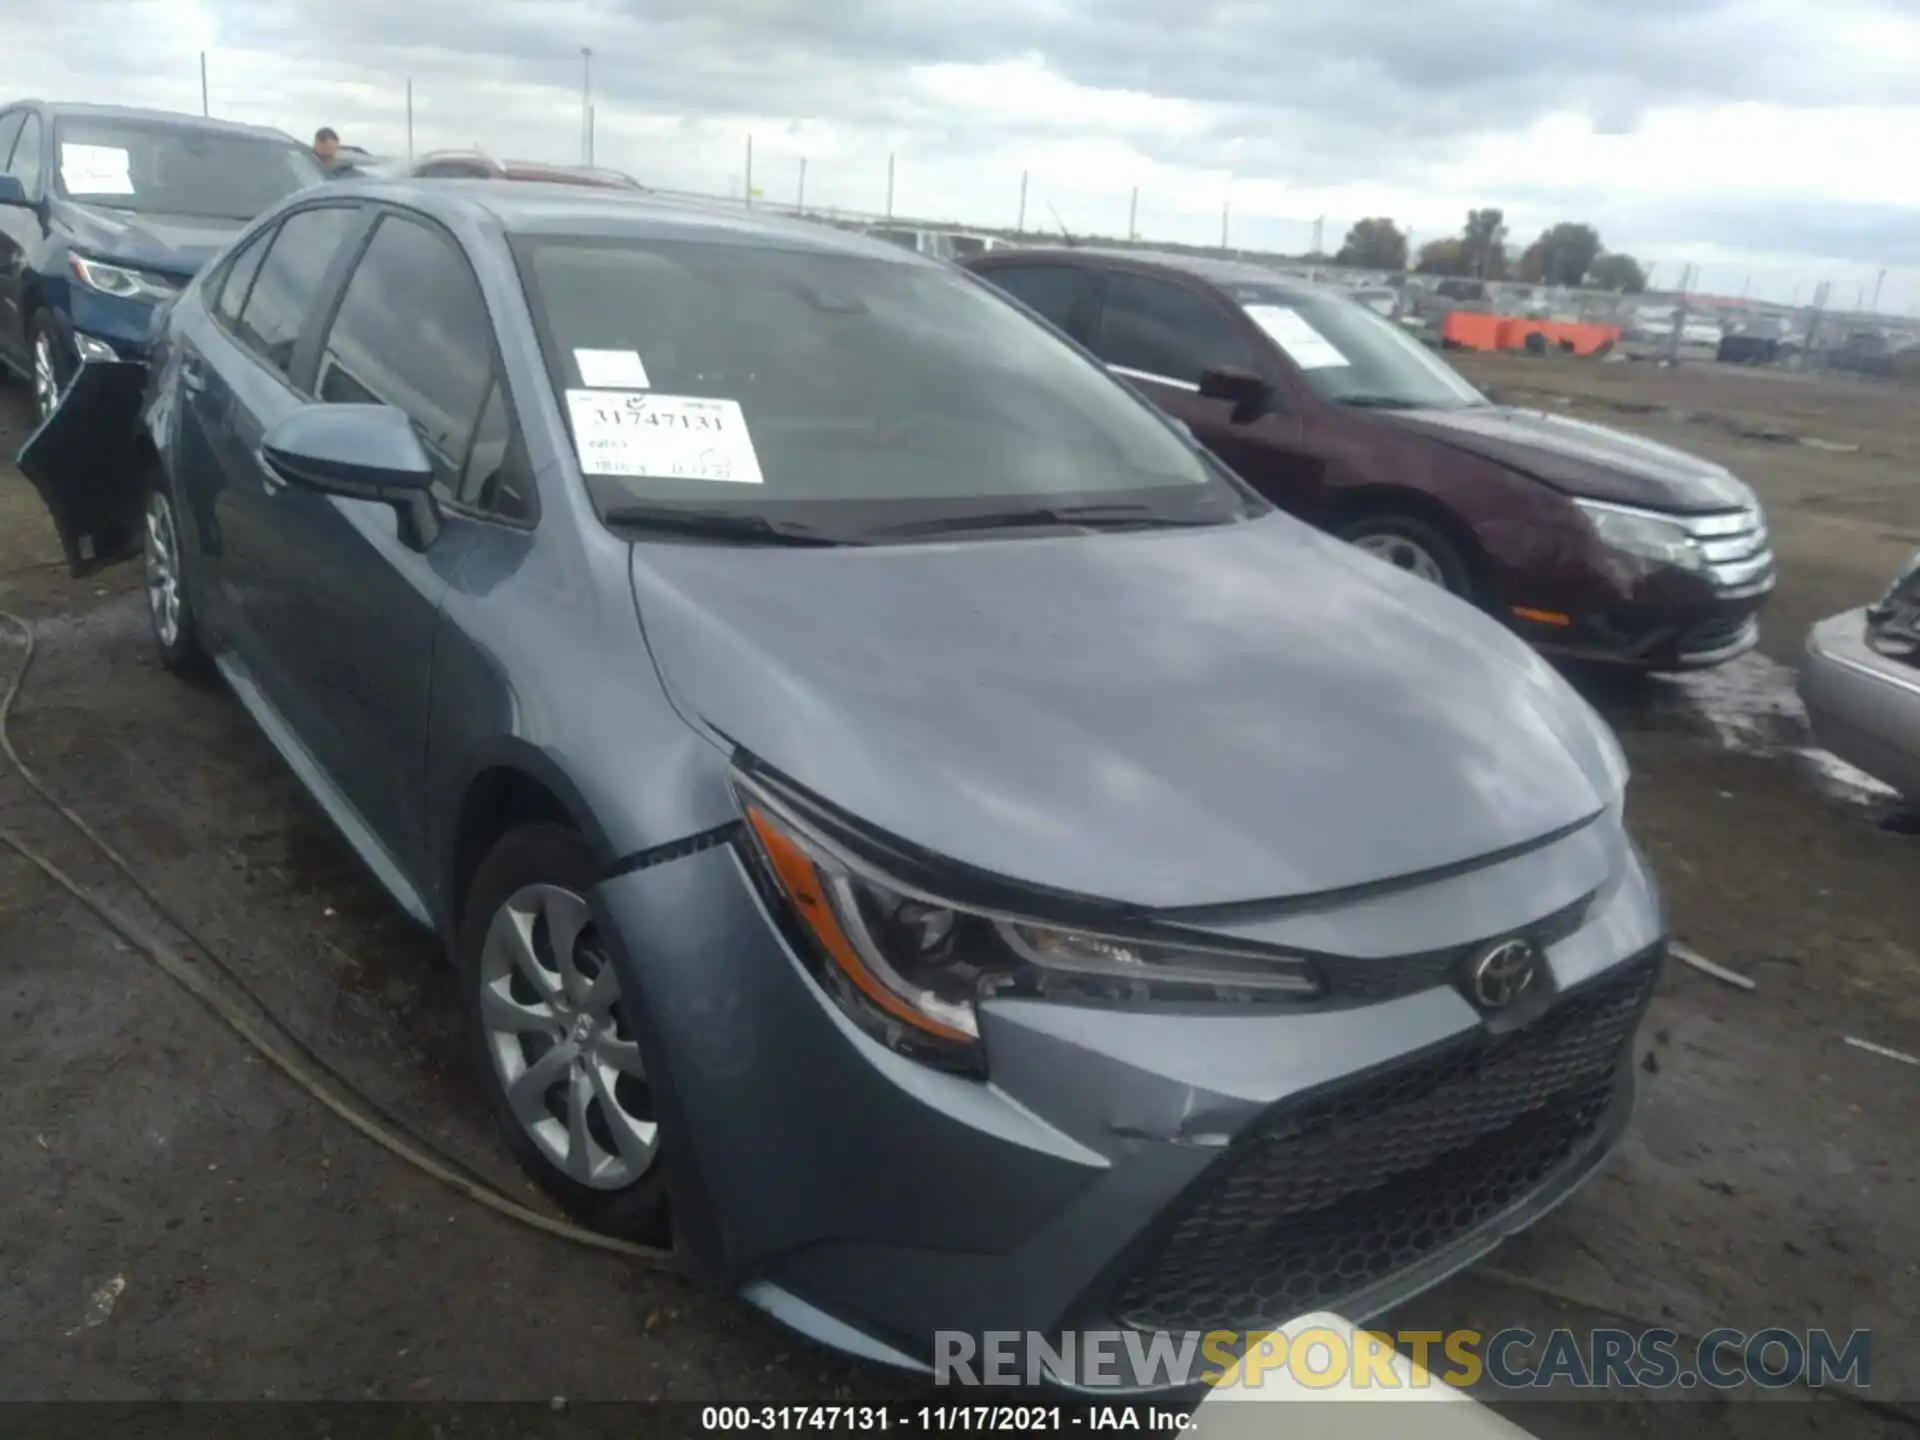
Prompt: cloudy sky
<box><xmin>10</xmin><ymin>0</ymin><xmax>1920</xmax><ymax>309</ymax></box>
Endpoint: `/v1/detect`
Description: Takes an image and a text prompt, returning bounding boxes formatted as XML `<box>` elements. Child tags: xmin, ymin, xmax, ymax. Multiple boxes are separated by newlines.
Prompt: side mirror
<box><xmin>1198</xmin><ymin>365</ymin><xmax>1273</xmax><ymax>426</ymax></box>
<box><xmin>0</xmin><ymin>175</ymin><xmax>28</xmax><ymax>207</ymax></box>
<box><xmin>260</xmin><ymin>404</ymin><xmax>440</xmax><ymax>548</ymax></box>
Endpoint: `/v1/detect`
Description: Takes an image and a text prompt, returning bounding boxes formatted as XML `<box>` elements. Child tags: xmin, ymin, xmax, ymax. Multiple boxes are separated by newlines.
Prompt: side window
<box><xmin>233</xmin><ymin>206</ymin><xmax>359</xmax><ymax>377</ymax></box>
<box><xmin>459</xmin><ymin>381</ymin><xmax>530</xmax><ymax>519</ymax></box>
<box><xmin>211</xmin><ymin>228</ymin><xmax>273</xmax><ymax>328</ymax></box>
<box><xmin>979</xmin><ymin>265</ymin><xmax>1090</xmax><ymax>338</ymax></box>
<box><xmin>315</xmin><ymin>213</ymin><xmax>515</xmax><ymax>512</ymax></box>
<box><xmin>7</xmin><ymin>114</ymin><xmax>41</xmax><ymax>196</ymax></box>
<box><xmin>1095</xmin><ymin>272</ymin><xmax>1260</xmax><ymax>385</ymax></box>
<box><xmin>0</xmin><ymin>113</ymin><xmax>25</xmax><ymax>175</ymax></box>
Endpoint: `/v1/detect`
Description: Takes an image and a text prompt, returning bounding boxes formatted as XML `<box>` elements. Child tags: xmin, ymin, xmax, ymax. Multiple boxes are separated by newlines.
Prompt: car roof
<box><xmin>321</xmin><ymin>178</ymin><xmax>934</xmax><ymax>262</ymax></box>
<box><xmin>976</xmin><ymin>245</ymin><xmax>1335</xmax><ymax>299</ymax></box>
<box><xmin>25</xmin><ymin>101</ymin><xmax>300</xmax><ymax>145</ymax></box>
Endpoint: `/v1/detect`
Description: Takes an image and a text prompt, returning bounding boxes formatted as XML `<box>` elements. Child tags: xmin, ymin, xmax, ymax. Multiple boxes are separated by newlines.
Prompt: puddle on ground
<box><xmin>1664</xmin><ymin>652</ymin><xmax>1901</xmax><ymax>807</ymax></box>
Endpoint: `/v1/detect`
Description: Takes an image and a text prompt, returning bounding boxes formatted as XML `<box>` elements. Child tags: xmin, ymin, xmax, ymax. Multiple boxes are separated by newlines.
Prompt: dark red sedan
<box><xmin>962</xmin><ymin>248</ymin><xmax>1774</xmax><ymax>670</ymax></box>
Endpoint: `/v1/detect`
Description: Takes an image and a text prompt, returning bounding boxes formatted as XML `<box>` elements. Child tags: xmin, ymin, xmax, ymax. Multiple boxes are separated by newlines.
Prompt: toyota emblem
<box><xmin>1467</xmin><ymin>938</ymin><xmax>1539</xmax><ymax>1010</ymax></box>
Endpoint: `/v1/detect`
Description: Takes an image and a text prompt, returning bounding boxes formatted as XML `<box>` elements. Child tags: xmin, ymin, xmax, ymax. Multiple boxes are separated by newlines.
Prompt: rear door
<box><xmin>1085</xmin><ymin>267</ymin><xmax>1308</xmax><ymax>495</ymax></box>
<box><xmin>176</xmin><ymin>201</ymin><xmax>369</xmax><ymax>700</ymax></box>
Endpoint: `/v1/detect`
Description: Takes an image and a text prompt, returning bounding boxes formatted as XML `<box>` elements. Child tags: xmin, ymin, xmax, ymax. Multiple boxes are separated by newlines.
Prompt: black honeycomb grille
<box><xmin>1113</xmin><ymin>949</ymin><xmax>1660</xmax><ymax>1333</ymax></box>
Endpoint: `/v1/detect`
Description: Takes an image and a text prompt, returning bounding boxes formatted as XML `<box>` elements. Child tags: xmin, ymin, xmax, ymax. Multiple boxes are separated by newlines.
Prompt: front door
<box><xmin>0</xmin><ymin>109</ymin><xmax>34</xmax><ymax>370</ymax></box>
<box><xmin>258</xmin><ymin>206</ymin><xmax>512</xmax><ymax>890</ymax></box>
<box><xmin>1086</xmin><ymin>268</ymin><xmax>1308</xmax><ymax>500</ymax></box>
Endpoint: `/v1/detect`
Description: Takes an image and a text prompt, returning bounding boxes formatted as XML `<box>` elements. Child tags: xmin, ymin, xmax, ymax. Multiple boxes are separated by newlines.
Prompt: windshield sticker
<box><xmin>573</xmin><ymin>348</ymin><xmax>651</xmax><ymax>389</ymax></box>
<box><xmin>1246</xmin><ymin>304</ymin><xmax>1349</xmax><ymax>370</ymax></box>
<box><xmin>60</xmin><ymin>144</ymin><xmax>135</xmax><ymax>196</ymax></box>
<box><xmin>565</xmin><ymin>390</ymin><xmax>764</xmax><ymax>485</ymax></box>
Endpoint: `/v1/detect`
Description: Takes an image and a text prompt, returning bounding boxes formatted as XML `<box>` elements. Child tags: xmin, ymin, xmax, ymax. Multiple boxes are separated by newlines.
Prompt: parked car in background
<box><xmin>366</xmin><ymin>150</ymin><xmax>647</xmax><ymax>189</ymax></box>
<box><xmin>0</xmin><ymin>101</ymin><xmax>326</xmax><ymax>425</ymax></box>
<box><xmin>1799</xmin><ymin>553</ymin><xmax>1920</xmax><ymax>799</ymax></box>
<box><xmin>962</xmin><ymin>248</ymin><xmax>1775</xmax><ymax>670</ymax></box>
<box><xmin>20</xmin><ymin>182</ymin><xmax>1664</xmax><ymax>1389</ymax></box>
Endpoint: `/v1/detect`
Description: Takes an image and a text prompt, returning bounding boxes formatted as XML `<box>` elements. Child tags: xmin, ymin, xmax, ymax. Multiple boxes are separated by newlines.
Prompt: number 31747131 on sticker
<box><xmin>565</xmin><ymin>389</ymin><xmax>766</xmax><ymax>484</ymax></box>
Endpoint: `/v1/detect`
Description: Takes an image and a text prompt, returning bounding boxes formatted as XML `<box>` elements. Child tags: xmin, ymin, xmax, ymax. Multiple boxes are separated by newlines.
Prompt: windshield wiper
<box><xmin>875</xmin><ymin>502</ymin><xmax>1231</xmax><ymax>539</ymax></box>
<box><xmin>601</xmin><ymin>504</ymin><xmax>846</xmax><ymax>546</ymax></box>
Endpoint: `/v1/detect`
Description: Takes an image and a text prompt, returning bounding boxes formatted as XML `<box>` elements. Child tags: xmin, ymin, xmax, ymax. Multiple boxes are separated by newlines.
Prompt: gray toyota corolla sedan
<box><xmin>20</xmin><ymin>181</ymin><xmax>1665</xmax><ymax>1388</ymax></box>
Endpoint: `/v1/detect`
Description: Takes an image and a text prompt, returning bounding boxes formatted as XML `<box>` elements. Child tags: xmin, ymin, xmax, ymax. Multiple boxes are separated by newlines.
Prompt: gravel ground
<box><xmin>0</xmin><ymin>357</ymin><xmax>1915</xmax><ymax>1436</ymax></box>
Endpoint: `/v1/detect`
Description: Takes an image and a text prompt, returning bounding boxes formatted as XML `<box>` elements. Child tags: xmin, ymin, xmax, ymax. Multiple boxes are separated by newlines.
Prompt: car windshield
<box><xmin>1224</xmin><ymin>284</ymin><xmax>1489</xmax><ymax>412</ymax></box>
<box><xmin>51</xmin><ymin>118</ymin><xmax>325</xmax><ymax>221</ymax></box>
<box><xmin>514</xmin><ymin>234</ymin><xmax>1256</xmax><ymax>538</ymax></box>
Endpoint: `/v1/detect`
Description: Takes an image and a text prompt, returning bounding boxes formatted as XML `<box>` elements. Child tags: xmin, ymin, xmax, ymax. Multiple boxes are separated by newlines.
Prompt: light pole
<box><xmin>797</xmin><ymin>157</ymin><xmax>807</xmax><ymax>211</ymax></box>
<box><xmin>580</xmin><ymin>47</ymin><xmax>593</xmax><ymax>166</ymax></box>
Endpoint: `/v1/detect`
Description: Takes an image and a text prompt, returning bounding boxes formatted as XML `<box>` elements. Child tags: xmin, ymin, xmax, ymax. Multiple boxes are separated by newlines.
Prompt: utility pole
<box><xmin>1801</xmin><ymin>280</ymin><xmax>1831</xmax><ymax>370</ymax></box>
<box><xmin>797</xmin><ymin>157</ymin><xmax>807</xmax><ymax>211</ymax></box>
<box><xmin>1128</xmin><ymin>185</ymin><xmax>1138</xmax><ymax>241</ymax></box>
<box><xmin>1872</xmin><ymin>267</ymin><xmax>1888</xmax><ymax>314</ymax></box>
<box><xmin>744</xmin><ymin>134</ymin><xmax>753</xmax><ymax>207</ymax></box>
<box><xmin>885</xmin><ymin>152</ymin><xmax>895</xmax><ymax>219</ymax></box>
<box><xmin>1666</xmin><ymin>263</ymin><xmax>1694</xmax><ymax>365</ymax></box>
<box><xmin>580</xmin><ymin>47</ymin><xmax>593</xmax><ymax>165</ymax></box>
<box><xmin>1311</xmin><ymin>215</ymin><xmax>1323</xmax><ymax>256</ymax></box>
<box><xmin>405</xmin><ymin>78</ymin><xmax>414</xmax><ymax>158</ymax></box>
<box><xmin>1017</xmin><ymin>170</ymin><xmax>1028</xmax><ymax>232</ymax></box>
<box><xmin>199</xmin><ymin>52</ymin><xmax>209</xmax><ymax>117</ymax></box>
<box><xmin>1220</xmin><ymin>197</ymin><xmax>1230</xmax><ymax>251</ymax></box>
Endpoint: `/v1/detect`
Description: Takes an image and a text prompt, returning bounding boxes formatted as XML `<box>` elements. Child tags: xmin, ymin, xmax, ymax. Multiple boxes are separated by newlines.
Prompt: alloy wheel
<box><xmin>144</xmin><ymin>490</ymin><xmax>183</xmax><ymax>648</ymax></box>
<box><xmin>478</xmin><ymin>882</ymin><xmax>659</xmax><ymax>1191</ymax></box>
<box><xmin>31</xmin><ymin>330</ymin><xmax>59</xmax><ymax>423</ymax></box>
<box><xmin>1352</xmin><ymin>532</ymin><xmax>1448</xmax><ymax>587</ymax></box>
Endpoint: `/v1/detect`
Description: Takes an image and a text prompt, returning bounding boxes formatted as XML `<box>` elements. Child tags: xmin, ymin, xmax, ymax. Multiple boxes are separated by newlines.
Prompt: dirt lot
<box><xmin>0</xmin><ymin>356</ymin><xmax>1916</xmax><ymax>1435</ymax></box>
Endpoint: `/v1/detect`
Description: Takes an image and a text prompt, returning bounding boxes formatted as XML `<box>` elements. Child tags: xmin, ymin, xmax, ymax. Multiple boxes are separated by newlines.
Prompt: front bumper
<box><xmin>588</xmin><ymin>822</ymin><xmax>1666</xmax><ymax>1392</ymax></box>
<box><xmin>1511</xmin><ymin>505</ymin><xmax>1775</xmax><ymax>671</ymax></box>
<box><xmin>1799</xmin><ymin>608</ymin><xmax>1920</xmax><ymax>799</ymax></box>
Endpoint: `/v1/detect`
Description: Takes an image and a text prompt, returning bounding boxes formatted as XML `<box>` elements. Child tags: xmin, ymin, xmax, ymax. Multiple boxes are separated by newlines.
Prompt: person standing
<box><xmin>313</xmin><ymin>127</ymin><xmax>341</xmax><ymax>166</ymax></box>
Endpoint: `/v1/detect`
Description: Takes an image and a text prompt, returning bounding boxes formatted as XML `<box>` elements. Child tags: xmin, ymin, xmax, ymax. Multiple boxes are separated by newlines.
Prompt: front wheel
<box><xmin>459</xmin><ymin>824</ymin><xmax>671</xmax><ymax>1242</ymax></box>
<box><xmin>27</xmin><ymin>310</ymin><xmax>72</xmax><ymax>427</ymax></box>
<box><xmin>1337</xmin><ymin>512</ymin><xmax>1477</xmax><ymax>601</ymax></box>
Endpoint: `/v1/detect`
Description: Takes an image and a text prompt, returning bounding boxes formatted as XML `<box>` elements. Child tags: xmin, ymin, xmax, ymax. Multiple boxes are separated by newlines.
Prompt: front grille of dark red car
<box><xmin>1112</xmin><ymin>948</ymin><xmax>1661</xmax><ymax>1334</ymax></box>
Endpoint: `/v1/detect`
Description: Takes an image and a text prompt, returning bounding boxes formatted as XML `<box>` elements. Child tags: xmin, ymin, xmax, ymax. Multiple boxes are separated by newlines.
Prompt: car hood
<box><xmin>629</xmin><ymin>513</ymin><xmax>1621</xmax><ymax>910</ymax></box>
<box><xmin>1385</xmin><ymin>405</ymin><xmax>1756</xmax><ymax>513</ymax></box>
<box><xmin>54</xmin><ymin>200</ymin><xmax>246</xmax><ymax>279</ymax></box>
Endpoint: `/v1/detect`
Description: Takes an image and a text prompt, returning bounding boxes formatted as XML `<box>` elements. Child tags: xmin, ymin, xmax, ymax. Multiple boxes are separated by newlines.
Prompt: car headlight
<box><xmin>69</xmin><ymin>254</ymin><xmax>181</xmax><ymax>304</ymax></box>
<box><xmin>732</xmin><ymin>768</ymin><xmax>1322</xmax><ymax>1072</ymax></box>
<box><xmin>1572</xmin><ymin>498</ymin><xmax>1707</xmax><ymax>574</ymax></box>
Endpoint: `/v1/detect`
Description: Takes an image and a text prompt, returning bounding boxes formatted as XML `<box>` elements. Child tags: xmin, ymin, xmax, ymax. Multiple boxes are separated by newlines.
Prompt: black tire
<box><xmin>26</xmin><ymin>308</ymin><xmax>74</xmax><ymax>427</ymax></box>
<box><xmin>458</xmin><ymin>823</ymin><xmax>671</xmax><ymax>1242</ymax></box>
<box><xmin>1337</xmin><ymin>511</ymin><xmax>1479</xmax><ymax>602</ymax></box>
<box><xmin>143</xmin><ymin>474</ymin><xmax>213</xmax><ymax>678</ymax></box>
